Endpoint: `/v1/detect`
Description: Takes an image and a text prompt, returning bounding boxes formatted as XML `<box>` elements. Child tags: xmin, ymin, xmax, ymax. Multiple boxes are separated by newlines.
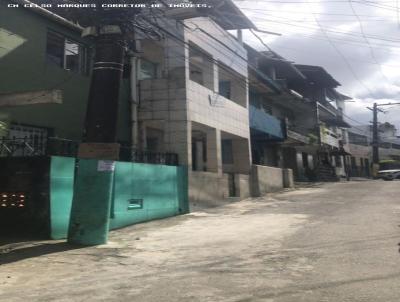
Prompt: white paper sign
<box><xmin>97</xmin><ymin>160</ymin><xmax>116</xmax><ymax>172</ymax></box>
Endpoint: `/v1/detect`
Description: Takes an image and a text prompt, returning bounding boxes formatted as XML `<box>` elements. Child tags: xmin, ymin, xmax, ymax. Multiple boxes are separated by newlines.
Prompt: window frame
<box><xmin>46</xmin><ymin>30</ymin><xmax>88</xmax><ymax>75</ymax></box>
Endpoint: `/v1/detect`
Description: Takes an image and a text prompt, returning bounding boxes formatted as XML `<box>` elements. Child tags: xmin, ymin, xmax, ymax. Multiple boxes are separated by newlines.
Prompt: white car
<box><xmin>378</xmin><ymin>169</ymin><xmax>400</xmax><ymax>181</ymax></box>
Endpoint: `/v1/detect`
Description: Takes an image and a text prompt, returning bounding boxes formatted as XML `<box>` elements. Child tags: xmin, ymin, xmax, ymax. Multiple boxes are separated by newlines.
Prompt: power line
<box><xmin>304</xmin><ymin>3</ymin><xmax>378</xmax><ymax>100</ymax></box>
<box><xmin>238</xmin><ymin>6</ymin><xmax>392</xmax><ymax>17</ymax></box>
<box><xmin>248</xmin><ymin>18</ymin><xmax>400</xmax><ymax>44</ymax></box>
<box><xmin>347</xmin><ymin>0</ymin><xmax>392</xmax><ymax>84</ymax></box>
<box><xmin>247</xmin><ymin>16</ymin><xmax>400</xmax><ymax>52</ymax></box>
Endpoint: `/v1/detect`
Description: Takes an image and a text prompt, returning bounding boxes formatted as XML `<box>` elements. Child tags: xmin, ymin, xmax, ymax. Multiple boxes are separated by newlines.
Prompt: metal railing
<box><xmin>120</xmin><ymin>146</ymin><xmax>179</xmax><ymax>166</ymax></box>
<box><xmin>0</xmin><ymin>137</ymin><xmax>179</xmax><ymax>166</ymax></box>
<box><xmin>0</xmin><ymin>137</ymin><xmax>79</xmax><ymax>158</ymax></box>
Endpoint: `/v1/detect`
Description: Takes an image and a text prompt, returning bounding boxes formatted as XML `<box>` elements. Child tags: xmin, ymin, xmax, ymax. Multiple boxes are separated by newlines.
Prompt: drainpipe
<box><xmin>130</xmin><ymin>56</ymin><xmax>139</xmax><ymax>149</ymax></box>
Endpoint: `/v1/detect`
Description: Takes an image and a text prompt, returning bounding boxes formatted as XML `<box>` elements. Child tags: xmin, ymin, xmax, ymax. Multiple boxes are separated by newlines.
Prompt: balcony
<box><xmin>249</xmin><ymin>105</ymin><xmax>285</xmax><ymax>140</ymax></box>
<box><xmin>286</xmin><ymin>129</ymin><xmax>310</xmax><ymax>145</ymax></box>
<box><xmin>320</xmin><ymin>126</ymin><xmax>339</xmax><ymax>148</ymax></box>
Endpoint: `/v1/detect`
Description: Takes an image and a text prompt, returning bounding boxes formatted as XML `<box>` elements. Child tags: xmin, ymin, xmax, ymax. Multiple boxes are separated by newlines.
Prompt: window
<box><xmin>219</xmin><ymin>80</ymin><xmax>231</xmax><ymax>99</ymax></box>
<box><xmin>222</xmin><ymin>139</ymin><xmax>234</xmax><ymax>165</ymax></box>
<box><xmin>46</xmin><ymin>31</ymin><xmax>87</xmax><ymax>74</ymax></box>
<box><xmin>302</xmin><ymin>152</ymin><xmax>309</xmax><ymax>168</ymax></box>
<box><xmin>335</xmin><ymin>155</ymin><xmax>342</xmax><ymax>167</ymax></box>
<box><xmin>351</xmin><ymin>157</ymin><xmax>357</xmax><ymax>168</ymax></box>
<box><xmin>139</xmin><ymin>59</ymin><xmax>158</xmax><ymax>80</ymax></box>
<box><xmin>218</xmin><ymin>62</ymin><xmax>247</xmax><ymax>107</ymax></box>
<box><xmin>189</xmin><ymin>43</ymin><xmax>214</xmax><ymax>90</ymax></box>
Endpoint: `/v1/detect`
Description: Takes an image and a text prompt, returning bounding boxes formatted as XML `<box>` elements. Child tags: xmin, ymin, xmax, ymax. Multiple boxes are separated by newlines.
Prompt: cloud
<box><xmin>355</xmin><ymin>83</ymin><xmax>400</xmax><ymax>100</ymax></box>
<box><xmin>235</xmin><ymin>0</ymin><xmax>400</xmax><ymax>130</ymax></box>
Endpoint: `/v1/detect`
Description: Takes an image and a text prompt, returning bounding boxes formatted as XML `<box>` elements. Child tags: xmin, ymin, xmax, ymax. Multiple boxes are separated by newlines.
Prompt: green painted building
<box><xmin>0</xmin><ymin>4</ymin><xmax>188</xmax><ymax>238</ymax></box>
<box><xmin>0</xmin><ymin>2</ymin><xmax>130</xmax><ymax>143</ymax></box>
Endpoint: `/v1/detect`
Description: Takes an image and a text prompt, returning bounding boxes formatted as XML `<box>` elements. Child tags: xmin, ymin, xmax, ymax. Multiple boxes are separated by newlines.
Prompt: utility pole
<box><xmin>372</xmin><ymin>102</ymin><xmax>379</xmax><ymax>165</ymax></box>
<box><xmin>67</xmin><ymin>4</ymin><xmax>141</xmax><ymax>246</ymax></box>
<box><xmin>83</xmin><ymin>29</ymin><xmax>125</xmax><ymax>143</ymax></box>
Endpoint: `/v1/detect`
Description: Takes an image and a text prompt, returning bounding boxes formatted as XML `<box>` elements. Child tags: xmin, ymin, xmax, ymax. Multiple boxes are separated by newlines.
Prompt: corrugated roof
<box><xmin>294</xmin><ymin>64</ymin><xmax>341</xmax><ymax>87</ymax></box>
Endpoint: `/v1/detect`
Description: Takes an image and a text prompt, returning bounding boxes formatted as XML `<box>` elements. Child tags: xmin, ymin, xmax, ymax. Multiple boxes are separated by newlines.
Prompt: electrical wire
<box><xmin>347</xmin><ymin>0</ymin><xmax>392</xmax><ymax>84</ymax></box>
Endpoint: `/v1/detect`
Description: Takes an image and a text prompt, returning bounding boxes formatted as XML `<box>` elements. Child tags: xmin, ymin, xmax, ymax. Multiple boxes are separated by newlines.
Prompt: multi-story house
<box><xmin>136</xmin><ymin>3</ymin><xmax>256</xmax><ymax>202</ymax></box>
<box><xmin>285</xmin><ymin>64</ymin><xmax>352</xmax><ymax>181</ymax></box>
<box><xmin>245</xmin><ymin>47</ymin><xmax>317</xmax><ymax>181</ymax></box>
<box><xmin>1</xmin><ymin>0</ymin><xmax>270</xmax><ymax>205</ymax></box>
<box><xmin>245</xmin><ymin>49</ymin><xmax>351</xmax><ymax>182</ymax></box>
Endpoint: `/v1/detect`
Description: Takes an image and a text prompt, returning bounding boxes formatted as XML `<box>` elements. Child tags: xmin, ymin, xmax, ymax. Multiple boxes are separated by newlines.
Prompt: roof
<box><xmin>294</xmin><ymin>64</ymin><xmax>341</xmax><ymax>88</ymax></box>
<box><xmin>206</xmin><ymin>0</ymin><xmax>256</xmax><ymax>30</ymax></box>
<box><xmin>259</xmin><ymin>51</ymin><xmax>307</xmax><ymax>80</ymax></box>
<box><xmin>336</xmin><ymin>91</ymin><xmax>352</xmax><ymax>101</ymax></box>
<box><xmin>243</xmin><ymin>44</ymin><xmax>306</xmax><ymax>90</ymax></box>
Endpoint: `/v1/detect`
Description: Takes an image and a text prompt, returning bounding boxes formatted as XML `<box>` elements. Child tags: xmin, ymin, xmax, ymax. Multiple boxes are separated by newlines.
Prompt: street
<box><xmin>1</xmin><ymin>180</ymin><xmax>400</xmax><ymax>301</ymax></box>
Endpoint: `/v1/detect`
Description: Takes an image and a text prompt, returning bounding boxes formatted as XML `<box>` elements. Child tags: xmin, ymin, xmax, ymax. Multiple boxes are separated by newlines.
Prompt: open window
<box><xmin>46</xmin><ymin>31</ymin><xmax>88</xmax><ymax>75</ymax></box>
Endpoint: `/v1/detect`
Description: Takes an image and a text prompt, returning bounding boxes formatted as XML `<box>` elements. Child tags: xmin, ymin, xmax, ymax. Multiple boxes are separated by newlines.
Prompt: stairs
<box><xmin>315</xmin><ymin>164</ymin><xmax>339</xmax><ymax>182</ymax></box>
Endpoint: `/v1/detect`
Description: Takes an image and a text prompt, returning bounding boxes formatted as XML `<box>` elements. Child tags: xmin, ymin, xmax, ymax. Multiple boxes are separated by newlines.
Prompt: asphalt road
<box><xmin>1</xmin><ymin>180</ymin><xmax>400</xmax><ymax>301</ymax></box>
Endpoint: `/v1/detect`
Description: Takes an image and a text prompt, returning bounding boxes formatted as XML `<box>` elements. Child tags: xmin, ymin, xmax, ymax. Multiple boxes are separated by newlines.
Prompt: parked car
<box><xmin>377</xmin><ymin>169</ymin><xmax>400</xmax><ymax>181</ymax></box>
<box><xmin>378</xmin><ymin>160</ymin><xmax>400</xmax><ymax>180</ymax></box>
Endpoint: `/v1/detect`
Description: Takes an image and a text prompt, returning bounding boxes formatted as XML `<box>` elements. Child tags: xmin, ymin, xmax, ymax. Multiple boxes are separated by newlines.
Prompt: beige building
<box><xmin>135</xmin><ymin>5</ymin><xmax>255</xmax><ymax>202</ymax></box>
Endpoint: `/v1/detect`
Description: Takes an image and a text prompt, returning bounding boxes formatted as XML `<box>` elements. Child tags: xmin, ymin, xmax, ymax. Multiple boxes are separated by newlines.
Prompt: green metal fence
<box><xmin>49</xmin><ymin>156</ymin><xmax>188</xmax><ymax>239</ymax></box>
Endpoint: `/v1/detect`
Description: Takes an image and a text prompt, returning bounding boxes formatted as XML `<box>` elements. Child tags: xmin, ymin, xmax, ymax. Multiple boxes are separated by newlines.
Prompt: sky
<box><xmin>233</xmin><ymin>0</ymin><xmax>400</xmax><ymax>132</ymax></box>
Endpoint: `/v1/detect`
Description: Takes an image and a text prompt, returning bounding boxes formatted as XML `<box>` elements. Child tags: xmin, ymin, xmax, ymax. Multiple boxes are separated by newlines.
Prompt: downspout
<box><xmin>129</xmin><ymin>56</ymin><xmax>139</xmax><ymax>149</ymax></box>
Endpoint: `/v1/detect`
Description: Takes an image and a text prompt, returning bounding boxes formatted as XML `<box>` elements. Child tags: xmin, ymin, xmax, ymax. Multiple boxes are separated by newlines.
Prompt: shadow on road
<box><xmin>0</xmin><ymin>240</ymin><xmax>83</xmax><ymax>265</ymax></box>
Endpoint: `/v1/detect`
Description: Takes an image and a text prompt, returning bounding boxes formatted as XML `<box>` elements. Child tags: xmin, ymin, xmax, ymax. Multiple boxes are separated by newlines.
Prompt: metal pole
<box><xmin>83</xmin><ymin>31</ymin><xmax>125</xmax><ymax>143</ymax></box>
<box><xmin>372</xmin><ymin>102</ymin><xmax>379</xmax><ymax>164</ymax></box>
<box><xmin>68</xmin><ymin>26</ymin><xmax>125</xmax><ymax>246</ymax></box>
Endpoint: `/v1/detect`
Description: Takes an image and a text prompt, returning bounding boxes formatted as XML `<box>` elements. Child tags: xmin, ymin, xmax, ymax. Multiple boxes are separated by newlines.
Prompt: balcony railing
<box><xmin>249</xmin><ymin>105</ymin><xmax>285</xmax><ymax>140</ymax></box>
<box><xmin>0</xmin><ymin>137</ymin><xmax>179</xmax><ymax>166</ymax></box>
<box><xmin>286</xmin><ymin>129</ymin><xmax>310</xmax><ymax>144</ymax></box>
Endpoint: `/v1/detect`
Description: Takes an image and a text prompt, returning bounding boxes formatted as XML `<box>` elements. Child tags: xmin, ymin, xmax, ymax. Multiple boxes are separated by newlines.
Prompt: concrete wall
<box><xmin>283</xmin><ymin>169</ymin><xmax>294</xmax><ymax>188</ymax></box>
<box><xmin>235</xmin><ymin>174</ymin><xmax>251</xmax><ymax>199</ymax></box>
<box><xmin>187</xmin><ymin>81</ymin><xmax>250</xmax><ymax>139</ymax></box>
<box><xmin>189</xmin><ymin>171</ymin><xmax>229</xmax><ymax>202</ymax></box>
<box><xmin>251</xmin><ymin>165</ymin><xmax>285</xmax><ymax>197</ymax></box>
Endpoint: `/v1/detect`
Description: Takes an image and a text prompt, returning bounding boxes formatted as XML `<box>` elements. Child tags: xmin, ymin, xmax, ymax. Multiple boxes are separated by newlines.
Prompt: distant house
<box><xmin>245</xmin><ymin>47</ymin><xmax>316</xmax><ymax>181</ymax></box>
<box><xmin>348</xmin><ymin>123</ymin><xmax>400</xmax><ymax>176</ymax></box>
<box><xmin>286</xmin><ymin>64</ymin><xmax>352</xmax><ymax>181</ymax></box>
<box><xmin>245</xmin><ymin>50</ymin><xmax>352</xmax><ymax>182</ymax></box>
